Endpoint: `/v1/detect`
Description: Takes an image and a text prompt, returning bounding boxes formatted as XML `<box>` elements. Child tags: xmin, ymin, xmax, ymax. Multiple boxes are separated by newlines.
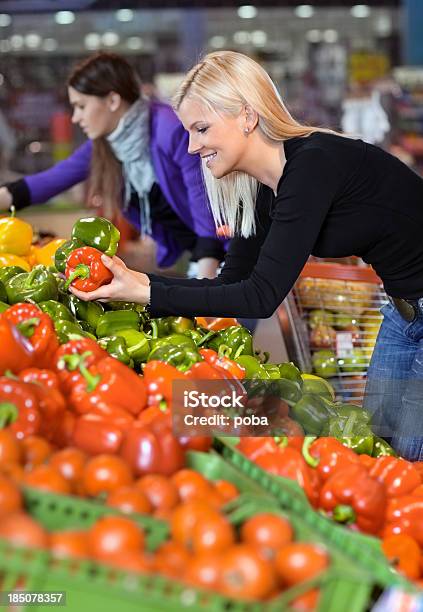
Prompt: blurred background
<box><xmin>0</xmin><ymin>0</ymin><xmax>421</xmax><ymax>267</ymax></box>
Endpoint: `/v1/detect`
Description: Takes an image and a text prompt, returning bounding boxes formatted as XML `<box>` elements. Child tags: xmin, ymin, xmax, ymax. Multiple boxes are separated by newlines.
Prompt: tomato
<box><xmin>0</xmin><ymin>462</ymin><xmax>25</xmax><ymax>485</ymax></box>
<box><xmin>275</xmin><ymin>543</ymin><xmax>329</xmax><ymax>586</ymax></box>
<box><xmin>105</xmin><ymin>551</ymin><xmax>152</xmax><ymax>574</ymax></box>
<box><xmin>153</xmin><ymin>541</ymin><xmax>191</xmax><ymax>578</ymax></box>
<box><xmin>49</xmin><ymin>530</ymin><xmax>89</xmax><ymax>559</ymax></box>
<box><xmin>82</xmin><ymin>454</ymin><xmax>133</xmax><ymax>498</ymax></box>
<box><xmin>24</xmin><ymin>465</ymin><xmax>72</xmax><ymax>495</ymax></box>
<box><xmin>213</xmin><ymin>480</ymin><xmax>239</xmax><ymax>503</ymax></box>
<box><xmin>184</xmin><ymin>552</ymin><xmax>222</xmax><ymax>590</ymax></box>
<box><xmin>88</xmin><ymin>515</ymin><xmax>145</xmax><ymax>559</ymax></box>
<box><xmin>0</xmin><ymin>512</ymin><xmax>48</xmax><ymax>549</ymax></box>
<box><xmin>0</xmin><ymin>475</ymin><xmax>22</xmax><ymax>516</ymax></box>
<box><xmin>219</xmin><ymin>544</ymin><xmax>277</xmax><ymax>601</ymax></box>
<box><xmin>192</xmin><ymin>512</ymin><xmax>235</xmax><ymax>554</ymax></box>
<box><xmin>135</xmin><ymin>475</ymin><xmax>179</xmax><ymax>512</ymax></box>
<box><xmin>49</xmin><ymin>448</ymin><xmax>87</xmax><ymax>494</ymax></box>
<box><xmin>107</xmin><ymin>487</ymin><xmax>153</xmax><ymax>515</ymax></box>
<box><xmin>170</xmin><ymin>501</ymin><xmax>219</xmax><ymax>548</ymax></box>
<box><xmin>0</xmin><ymin>430</ymin><xmax>22</xmax><ymax>464</ymax></box>
<box><xmin>241</xmin><ymin>513</ymin><xmax>293</xmax><ymax>560</ymax></box>
<box><xmin>21</xmin><ymin>436</ymin><xmax>53</xmax><ymax>469</ymax></box>
<box><xmin>291</xmin><ymin>589</ymin><xmax>320</xmax><ymax>610</ymax></box>
<box><xmin>171</xmin><ymin>469</ymin><xmax>213</xmax><ymax>502</ymax></box>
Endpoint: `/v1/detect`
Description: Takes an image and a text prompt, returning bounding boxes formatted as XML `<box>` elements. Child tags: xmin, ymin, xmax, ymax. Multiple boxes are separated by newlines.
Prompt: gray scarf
<box><xmin>107</xmin><ymin>99</ymin><xmax>156</xmax><ymax>236</ymax></box>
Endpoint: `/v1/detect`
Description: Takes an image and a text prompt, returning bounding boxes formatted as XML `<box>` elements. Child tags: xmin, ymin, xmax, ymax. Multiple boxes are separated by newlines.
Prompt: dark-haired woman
<box><xmin>0</xmin><ymin>52</ymin><xmax>225</xmax><ymax>277</ymax></box>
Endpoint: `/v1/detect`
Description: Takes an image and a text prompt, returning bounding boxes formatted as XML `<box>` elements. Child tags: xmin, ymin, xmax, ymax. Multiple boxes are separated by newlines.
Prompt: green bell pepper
<box><xmin>0</xmin><ymin>279</ymin><xmax>7</xmax><ymax>303</ymax></box>
<box><xmin>54</xmin><ymin>238</ymin><xmax>84</xmax><ymax>273</ymax></box>
<box><xmin>62</xmin><ymin>293</ymin><xmax>105</xmax><ymax>330</ymax></box>
<box><xmin>106</xmin><ymin>301</ymin><xmax>147</xmax><ymax>314</ymax></box>
<box><xmin>168</xmin><ymin>316</ymin><xmax>194</xmax><ymax>334</ymax></box>
<box><xmin>235</xmin><ymin>355</ymin><xmax>270</xmax><ymax>379</ymax></box>
<box><xmin>149</xmin><ymin>317</ymin><xmax>172</xmax><ymax>338</ymax></box>
<box><xmin>0</xmin><ymin>300</ymin><xmax>8</xmax><ymax>313</ymax></box>
<box><xmin>278</xmin><ymin>362</ymin><xmax>303</xmax><ymax>386</ymax></box>
<box><xmin>5</xmin><ymin>265</ymin><xmax>58</xmax><ymax>304</ymax></box>
<box><xmin>71</xmin><ymin>217</ymin><xmax>120</xmax><ymax>257</ymax></box>
<box><xmin>97</xmin><ymin>335</ymin><xmax>134</xmax><ymax>368</ymax></box>
<box><xmin>38</xmin><ymin>300</ymin><xmax>75</xmax><ymax>323</ymax></box>
<box><xmin>272</xmin><ymin>378</ymin><xmax>302</xmax><ymax>405</ymax></box>
<box><xmin>291</xmin><ymin>394</ymin><xmax>336</xmax><ymax>435</ymax></box>
<box><xmin>78</xmin><ymin>320</ymin><xmax>96</xmax><ymax>335</ymax></box>
<box><xmin>208</xmin><ymin>325</ymin><xmax>253</xmax><ymax>359</ymax></box>
<box><xmin>323</xmin><ymin>412</ymin><xmax>374</xmax><ymax>455</ymax></box>
<box><xmin>148</xmin><ymin>343</ymin><xmax>201</xmax><ymax>372</ymax></box>
<box><xmin>54</xmin><ymin>319</ymin><xmax>95</xmax><ymax>344</ymax></box>
<box><xmin>263</xmin><ymin>364</ymin><xmax>281</xmax><ymax>379</ymax></box>
<box><xmin>0</xmin><ymin>266</ymin><xmax>26</xmax><ymax>284</ymax></box>
<box><xmin>96</xmin><ymin>310</ymin><xmax>140</xmax><ymax>338</ymax></box>
<box><xmin>372</xmin><ymin>437</ymin><xmax>397</xmax><ymax>457</ymax></box>
<box><xmin>150</xmin><ymin>333</ymin><xmax>198</xmax><ymax>353</ymax></box>
<box><xmin>184</xmin><ymin>329</ymin><xmax>205</xmax><ymax>345</ymax></box>
<box><xmin>114</xmin><ymin>329</ymin><xmax>150</xmax><ymax>363</ymax></box>
<box><xmin>332</xmin><ymin>403</ymin><xmax>371</xmax><ymax>424</ymax></box>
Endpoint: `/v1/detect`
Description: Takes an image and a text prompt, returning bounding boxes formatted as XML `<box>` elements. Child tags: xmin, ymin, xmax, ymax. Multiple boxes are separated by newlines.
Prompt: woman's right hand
<box><xmin>0</xmin><ymin>187</ymin><xmax>12</xmax><ymax>211</ymax></box>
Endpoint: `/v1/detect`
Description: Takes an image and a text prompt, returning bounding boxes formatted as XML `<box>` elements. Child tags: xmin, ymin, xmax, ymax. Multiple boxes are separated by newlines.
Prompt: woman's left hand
<box><xmin>69</xmin><ymin>254</ymin><xmax>151</xmax><ymax>304</ymax></box>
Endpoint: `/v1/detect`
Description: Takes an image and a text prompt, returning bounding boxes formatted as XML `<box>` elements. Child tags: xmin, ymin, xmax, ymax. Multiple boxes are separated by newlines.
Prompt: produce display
<box><xmin>0</xmin><ymin>212</ymin><xmax>420</xmax><ymax>610</ymax></box>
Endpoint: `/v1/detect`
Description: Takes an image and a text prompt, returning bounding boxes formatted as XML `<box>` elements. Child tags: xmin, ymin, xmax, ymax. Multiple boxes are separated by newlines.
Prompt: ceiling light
<box><xmin>351</xmin><ymin>5</ymin><xmax>371</xmax><ymax>18</ymax></box>
<box><xmin>251</xmin><ymin>30</ymin><xmax>267</xmax><ymax>46</ymax></box>
<box><xmin>55</xmin><ymin>11</ymin><xmax>75</xmax><ymax>25</ymax></box>
<box><xmin>84</xmin><ymin>33</ymin><xmax>101</xmax><ymax>50</ymax></box>
<box><xmin>295</xmin><ymin>5</ymin><xmax>314</xmax><ymax>18</ymax></box>
<box><xmin>0</xmin><ymin>14</ymin><xmax>11</xmax><ymax>27</ymax></box>
<box><xmin>102</xmin><ymin>31</ymin><xmax>120</xmax><ymax>47</ymax></box>
<box><xmin>306</xmin><ymin>29</ymin><xmax>322</xmax><ymax>43</ymax></box>
<box><xmin>25</xmin><ymin>33</ymin><xmax>42</xmax><ymax>49</ymax></box>
<box><xmin>43</xmin><ymin>38</ymin><xmax>58</xmax><ymax>51</ymax></box>
<box><xmin>29</xmin><ymin>141</ymin><xmax>42</xmax><ymax>154</ymax></box>
<box><xmin>126</xmin><ymin>36</ymin><xmax>143</xmax><ymax>50</ymax></box>
<box><xmin>233</xmin><ymin>31</ymin><xmax>251</xmax><ymax>44</ymax></box>
<box><xmin>10</xmin><ymin>34</ymin><xmax>24</xmax><ymax>49</ymax></box>
<box><xmin>237</xmin><ymin>5</ymin><xmax>257</xmax><ymax>19</ymax></box>
<box><xmin>116</xmin><ymin>9</ymin><xmax>134</xmax><ymax>22</ymax></box>
<box><xmin>209</xmin><ymin>35</ymin><xmax>226</xmax><ymax>49</ymax></box>
<box><xmin>323</xmin><ymin>29</ymin><xmax>338</xmax><ymax>43</ymax></box>
<box><xmin>375</xmin><ymin>14</ymin><xmax>392</xmax><ymax>36</ymax></box>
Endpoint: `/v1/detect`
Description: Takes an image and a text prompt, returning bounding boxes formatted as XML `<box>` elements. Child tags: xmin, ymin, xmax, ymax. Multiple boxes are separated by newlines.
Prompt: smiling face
<box><xmin>177</xmin><ymin>97</ymin><xmax>251</xmax><ymax>179</ymax></box>
<box><xmin>68</xmin><ymin>86</ymin><xmax>124</xmax><ymax>139</ymax></box>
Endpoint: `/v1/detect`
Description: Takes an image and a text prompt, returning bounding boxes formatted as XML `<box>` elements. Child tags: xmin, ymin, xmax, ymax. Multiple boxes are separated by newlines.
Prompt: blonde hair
<box><xmin>173</xmin><ymin>50</ymin><xmax>337</xmax><ymax>238</ymax></box>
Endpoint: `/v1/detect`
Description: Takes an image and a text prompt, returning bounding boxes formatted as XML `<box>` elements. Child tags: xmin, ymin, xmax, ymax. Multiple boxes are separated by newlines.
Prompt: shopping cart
<box><xmin>278</xmin><ymin>262</ymin><xmax>388</xmax><ymax>403</ymax></box>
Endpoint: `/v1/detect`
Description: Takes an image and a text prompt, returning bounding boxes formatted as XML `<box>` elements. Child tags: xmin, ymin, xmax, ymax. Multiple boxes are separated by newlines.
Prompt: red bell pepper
<box><xmin>64</xmin><ymin>246</ymin><xmax>113</xmax><ymax>292</ymax></box>
<box><xmin>381</xmin><ymin>534</ymin><xmax>421</xmax><ymax>580</ymax></box>
<box><xmin>0</xmin><ymin>377</ymin><xmax>41</xmax><ymax>440</ymax></box>
<box><xmin>4</xmin><ymin>303</ymin><xmax>59</xmax><ymax>369</ymax></box>
<box><xmin>63</xmin><ymin>352</ymin><xmax>147</xmax><ymax>416</ymax></box>
<box><xmin>16</xmin><ymin>369</ymin><xmax>66</xmax><ymax>442</ymax></box>
<box><xmin>369</xmin><ymin>456</ymin><xmax>421</xmax><ymax>498</ymax></box>
<box><xmin>0</xmin><ymin>316</ymin><xmax>34</xmax><ymax>375</ymax></box>
<box><xmin>302</xmin><ymin>436</ymin><xmax>360</xmax><ymax>482</ymax></box>
<box><xmin>320</xmin><ymin>464</ymin><xmax>386</xmax><ymax>534</ymax></box>
<box><xmin>384</xmin><ymin>496</ymin><xmax>423</xmax><ymax>546</ymax></box>
<box><xmin>72</xmin><ymin>414</ymin><xmax>125</xmax><ymax>455</ymax></box>
<box><xmin>199</xmin><ymin>348</ymin><xmax>246</xmax><ymax>380</ymax></box>
<box><xmin>142</xmin><ymin>360</ymin><xmax>186</xmax><ymax>406</ymax></box>
<box><xmin>254</xmin><ymin>446</ymin><xmax>321</xmax><ymax>508</ymax></box>
<box><xmin>55</xmin><ymin>338</ymin><xmax>108</xmax><ymax>393</ymax></box>
<box><xmin>19</xmin><ymin>368</ymin><xmax>61</xmax><ymax>391</ymax></box>
<box><xmin>120</xmin><ymin>410</ymin><xmax>185</xmax><ymax>476</ymax></box>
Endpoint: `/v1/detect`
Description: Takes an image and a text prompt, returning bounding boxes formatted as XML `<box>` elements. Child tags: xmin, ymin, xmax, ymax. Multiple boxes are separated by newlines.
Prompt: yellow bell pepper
<box><xmin>0</xmin><ymin>209</ymin><xmax>33</xmax><ymax>256</ymax></box>
<box><xmin>0</xmin><ymin>253</ymin><xmax>31</xmax><ymax>271</ymax></box>
<box><xmin>33</xmin><ymin>238</ymin><xmax>67</xmax><ymax>267</ymax></box>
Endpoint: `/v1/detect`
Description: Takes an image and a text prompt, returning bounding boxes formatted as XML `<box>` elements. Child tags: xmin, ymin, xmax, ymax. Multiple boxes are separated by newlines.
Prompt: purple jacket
<box><xmin>24</xmin><ymin>102</ymin><xmax>221</xmax><ymax>267</ymax></box>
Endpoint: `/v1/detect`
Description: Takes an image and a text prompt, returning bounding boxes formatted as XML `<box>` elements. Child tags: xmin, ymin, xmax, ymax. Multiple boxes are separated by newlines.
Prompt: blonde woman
<box><xmin>72</xmin><ymin>51</ymin><xmax>423</xmax><ymax>461</ymax></box>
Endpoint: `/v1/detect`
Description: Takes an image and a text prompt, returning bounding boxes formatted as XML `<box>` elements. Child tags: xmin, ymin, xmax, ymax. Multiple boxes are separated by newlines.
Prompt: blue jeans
<box><xmin>364</xmin><ymin>301</ymin><xmax>423</xmax><ymax>461</ymax></box>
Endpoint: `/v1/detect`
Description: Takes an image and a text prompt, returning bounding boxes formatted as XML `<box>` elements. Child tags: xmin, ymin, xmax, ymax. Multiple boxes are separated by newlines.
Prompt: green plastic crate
<box><xmin>22</xmin><ymin>486</ymin><xmax>168</xmax><ymax>552</ymax></box>
<box><xmin>0</xmin><ymin>456</ymin><xmax>407</xmax><ymax>612</ymax></box>
<box><xmin>215</xmin><ymin>437</ymin><xmax>416</xmax><ymax>591</ymax></box>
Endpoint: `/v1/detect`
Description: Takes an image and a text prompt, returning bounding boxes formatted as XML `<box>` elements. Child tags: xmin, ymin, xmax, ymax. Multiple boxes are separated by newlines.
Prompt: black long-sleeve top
<box><xmin>148</xmin><ymin>132</ymin><xmax>423</xmax><ymax>318</ymax></box>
